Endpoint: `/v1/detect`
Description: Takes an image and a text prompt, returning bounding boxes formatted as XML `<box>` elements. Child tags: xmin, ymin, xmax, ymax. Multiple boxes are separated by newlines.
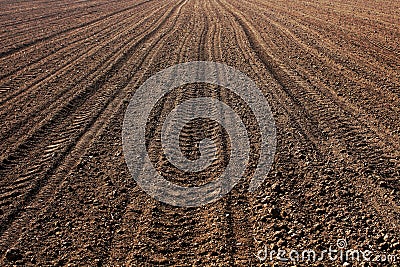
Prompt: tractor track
<box><xmin>0</xmin><ymin>0</ymin><xmax>399</xmax><ymax>266</ymax></box>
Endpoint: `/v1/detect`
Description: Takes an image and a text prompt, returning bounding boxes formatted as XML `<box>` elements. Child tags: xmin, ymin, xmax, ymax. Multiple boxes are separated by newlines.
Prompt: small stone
<box><xmin>316</xmin><ymin>208</ymin><xmax>325</xmax><ymax>215</ymax></box>
<box><xmin>383</xmin><ymin>234</ymin><xmax>390</xmax><ymax>242</ymax></box>
<box><xmin>271</xmin><ymin>183</ymin><xmax>282</xmax><ymax>193</ymax></box>
<box><xmin>270</xmin><ymin>206</ymin><xmax>281</xmax><ymax>219</ymax></box>
<box><xmin>5</xmin><ymin>248</ymin><xmax>23</xmax><ymax>262</ymax></box>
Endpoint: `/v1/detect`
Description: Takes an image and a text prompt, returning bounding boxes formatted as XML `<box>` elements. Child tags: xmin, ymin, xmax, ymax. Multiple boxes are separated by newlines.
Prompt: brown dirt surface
<box><xmin>0</xmin><ymin>0</ymin><xmax>399</xmax><ymax>266</ymax></box>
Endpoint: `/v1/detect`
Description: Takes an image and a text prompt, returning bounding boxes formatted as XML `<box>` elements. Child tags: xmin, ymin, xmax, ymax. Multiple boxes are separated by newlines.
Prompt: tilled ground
<box><xmin>0</xmin><ymin>0</ymin><xmax>399</xmax><ymax>266</ymax></box>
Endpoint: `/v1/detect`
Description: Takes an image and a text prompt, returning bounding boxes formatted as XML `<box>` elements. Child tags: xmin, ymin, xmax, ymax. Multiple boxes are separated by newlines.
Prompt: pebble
<box><xmin>270</xmin><ymin>206</ymin><xmax>281</xmax><ymax>219</ymax></box>
<box><xmin>5</xmin><ymin>248</ymin><xmax>23</xmax><ymax>262</ymax></box>
<box><xmin>271</xmin><ymin>182</ymin><xmax>282</xmax><ymax>193</ymax></box>
<box><xmin>383</xmin><ymin>234</ymin><xmax>389</xmax><ymax>242</ymax></box>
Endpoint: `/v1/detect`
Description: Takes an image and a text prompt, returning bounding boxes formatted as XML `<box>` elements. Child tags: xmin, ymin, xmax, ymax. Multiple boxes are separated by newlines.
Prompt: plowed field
<box><xmin>1</xmin><ymin>0</ymin><xmax>399</xmax><ymax>266</ymax></box>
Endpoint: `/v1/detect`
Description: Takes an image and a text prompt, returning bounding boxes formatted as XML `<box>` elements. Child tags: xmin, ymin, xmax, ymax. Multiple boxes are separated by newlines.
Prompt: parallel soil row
<box><xmin>0</xmin><ymin>0</ymin><xmax>399</xmax><ymax>265</ymax></box>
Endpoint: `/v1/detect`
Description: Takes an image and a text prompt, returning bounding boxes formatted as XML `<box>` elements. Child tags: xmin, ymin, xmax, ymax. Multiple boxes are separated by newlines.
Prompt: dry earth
<box><xmin>0</xmin><ymin>0</ymin><xmax>399</xmax><ymax>266</ymax></box>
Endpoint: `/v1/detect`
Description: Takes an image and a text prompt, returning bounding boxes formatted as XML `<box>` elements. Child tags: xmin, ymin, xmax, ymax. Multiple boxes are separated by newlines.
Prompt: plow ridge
<box><xmin>0</xmin><ymin>0</ymin><xmax>399</xmax><ymax>265</ymax></box>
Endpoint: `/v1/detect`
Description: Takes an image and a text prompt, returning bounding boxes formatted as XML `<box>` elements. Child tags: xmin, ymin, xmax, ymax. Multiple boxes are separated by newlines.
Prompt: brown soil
<box><xmin>0</xmin><ymin>0</ymin><xmax>399</xmax><ymax>266</ymax></box>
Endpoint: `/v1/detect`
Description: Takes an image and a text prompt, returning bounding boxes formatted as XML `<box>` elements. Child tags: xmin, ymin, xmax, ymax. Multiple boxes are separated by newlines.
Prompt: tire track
<box><xmin>0</xmin><ymin>0</ymin><xmax>172</xmax><ymax>160</ymax></box>
<box><xmin>0</xmin><ymin>0</ymin><xmax>191</xmax><ymax>264</ymax></box>
<box><xmin>243</xmin><ymin>0</ymin><xmax>400</xmax><ymax>91</ymax></box>
<box><xmin>0</xmin><ymin>0</ymin><xmax>110</xmax><ymax>41</ymax></box>
<box><xmin>0</xmin><ymin>0</ymin><xmax>159</xmax><ymax>84</ymax></box>
<box><xmin>125</xmin><ymin>2</ymin><xmax>221</xmax><ymax>265</ymax></box>
<box><xmin>0</xmin><ymin>0</ymin><xmax>182</xmax><ymax>181</ymax></box>
<box><xmin>235</xmin><ymin>0</ymin><xmax>400</xmax><ymax>148</ymax></box>
<box><xmin>237</xmin><ymin>0</ymin><xmax>399</xmax><ymax>82</ymax></box>
<box><xmin>0</xmin><ymin>0</ymin><xmax>188</xmax><ymax>238</ymax></box>
<box><xmin>222</xmin><ymin>0</ymin><xmax>400</xmax><ymax>154</ymax></box>
<box><xmin>0</xmin><ymin>1</ymin><xmax>190</xmax><ymax>258</ymax></box>
<box><xmin>0</xmin><ymin>0</ymin><xmax>162</xmax><ymax>82</ymax></box>
<box><xmin>108</xmin><ymin>1</ymin><xmax>240</xmax><ymax>265</ymax></box>
<box><xmin>1</xmin><ymin>0</ymin><xmax>399</xmax><ymax>265</ymax></box>
<box><xmin>218</xmin><ymin>0</ymin><xmax>400</xmax><ymax>232</ymax></box>
<box><xmin>0</xmin><ymin>0</ymin><xmax>153</xmax><ymax>58</ymax></box>
<box><xmin>229</xmin><ymin>0</ymin><xmax>400</xmax><ymax>156</ymax></box>
<box><xmin>0</xmin><ymin>0</ymin><xmax>110</xmax><ymax>29</ymax></box>
<box><xmin>3</xmin><ymin>0</ymin><xmax>170</xmax><ymax>149</ymax></box>
<box><xmin>266</xmin><ymin>1</ymin><xmax>400</xmax><ymax>72</ymax></box>
<box><xmin>202</xmin><ymin>1</ymin><xmax>259</xmax><ymax>264</ymax></box>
